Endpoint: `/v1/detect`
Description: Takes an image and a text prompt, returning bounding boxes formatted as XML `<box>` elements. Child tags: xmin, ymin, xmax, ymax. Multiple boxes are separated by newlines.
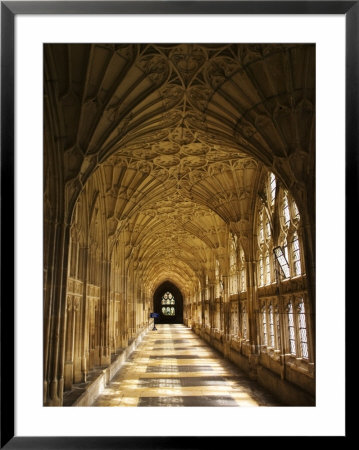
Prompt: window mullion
<box><xmin>295</xmin><ymin>301</ymin><xmax>302</xmax><ymax>358</ymax></box>
<box><xmin>274</xmin><ymin>305</ymin><xmax>281</xmax><ymax>351</ymax></box>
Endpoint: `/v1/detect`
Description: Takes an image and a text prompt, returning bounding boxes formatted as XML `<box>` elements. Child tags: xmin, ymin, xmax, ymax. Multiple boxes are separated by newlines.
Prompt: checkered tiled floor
<box><xmin>92</xmin><ymin>324</ymin><xmax>282</xmax><ymax>407</ymax></box>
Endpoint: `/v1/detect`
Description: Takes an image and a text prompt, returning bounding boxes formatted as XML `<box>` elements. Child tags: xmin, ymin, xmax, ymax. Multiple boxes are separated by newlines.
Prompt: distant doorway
<box><xmin>153</xmin><ymin>282</ymin><xmax>183</xmax><ymax>324</ymax></box>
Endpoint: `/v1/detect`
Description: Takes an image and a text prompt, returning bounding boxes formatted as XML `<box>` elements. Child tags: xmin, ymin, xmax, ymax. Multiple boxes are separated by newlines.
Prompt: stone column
<box><xmin>43</xmin><ymin>220</ymin><xmax>70</xmax><ymax>406</ymax></box>
<box><xmin>230</xmin><ymin>220</ymin><xmax>259</xmax><ymax>379</ymax></box>
<box><xmin>64</xmin><ymin>296</ymin><xmax>75</xmax><ymax>391</ymax></box>
<box><xmin>246</xmin><ymin>260</ymin><xmax>259</xmax><ymax>352</ymax></box>
<box><xmin>300</xmin><ymin>206</ymin><xmax>316</xmax><ymax>363</ymax></box>
<box><xmin>222</xmin><ymin>275</ymin><xmax>231</xmax><ymax>341</ymax></box>
<box><xmin>120</xmin><ymin>273</ymin><xmax>128</xmax><ymax>348</ymax></box>
<box><xmin>43</xmin><ymin>217</ymin><xmax>56</xmax><ymax>404</ymax></box>
<box><xmin>201</xmin><ymin>285</ymin><xmax>206</xmax><ymax>329</ymax></box>
<box><xmin>230</xmin><ymin>221</ymin><xmax>258</xmax><ymax>350</ymax></box>
<box><xmin>209</xmin><ymin>281</ymin><xmax>216</xmax><ymax>332</ymax></box>
<box><xmin>273</xmin><ymin>260</ymin><xmax>288</xmax><ymax>380</ymax></box>
<box><xmin>100</xmin><ymin>259</ymin><xmax>111</xmax><ymax>366</ymax></box>
<box><xmin>73</xmin><ymin>295</ymin><xmax>82</xmax><ymax>383</ymax></box>
<box><xmin>88</xmin><ymin>299</ymin><xmax>95</xmax><ymax>370</ymax></box>
<box><xmin>79</xmin><ymin>245</ymin><xmax>89</xmax><ymax>382</ymax></box>
<box><xmin>110</xmin><ymin>291</ymin><xmax>116</xmax><ymax>355</ymax></box>
<box><xmin>94</xmin><ymin>295</ymin><xmax>101</xmax><ymax>366</ymax></box>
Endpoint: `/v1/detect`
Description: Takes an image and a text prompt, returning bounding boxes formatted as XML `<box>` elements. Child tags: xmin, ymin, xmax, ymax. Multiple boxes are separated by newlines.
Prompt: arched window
<box><xmin>259</xmin><ymin>299</ymin><xmax>281</xmax><ymax>352</ymax></box>
<box><xmin>161</xmin><ymin>291</ymin><xmax>175</xmax><ymax>316</ymax></box>
<box><xmin>257</xmin><ymin>172</ymin><xmax>275</xmax><ymax>287</ymax></box>
<box><xmin>285</xmin><ymin>297</ymin><xmax>310</xmax><ymax>359</ymax></box>
<box><xmin>278</xmin><ymin>189</ymin><xmax>304</xmax><ymax>279</ymax></box>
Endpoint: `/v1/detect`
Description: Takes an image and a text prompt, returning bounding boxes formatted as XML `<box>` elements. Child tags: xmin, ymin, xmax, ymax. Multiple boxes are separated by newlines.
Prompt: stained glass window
<box><xmin>161</xmin><ymin>292</ymin><xmax>175</xmax><ymax>316</ymax></box>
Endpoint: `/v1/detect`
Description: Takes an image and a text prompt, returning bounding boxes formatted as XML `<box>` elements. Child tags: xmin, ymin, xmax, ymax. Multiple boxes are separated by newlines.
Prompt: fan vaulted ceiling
<box><xmin>44</xmin><ymin>43</ymin><xmax>315</xmax><ymax>294</ymax></box>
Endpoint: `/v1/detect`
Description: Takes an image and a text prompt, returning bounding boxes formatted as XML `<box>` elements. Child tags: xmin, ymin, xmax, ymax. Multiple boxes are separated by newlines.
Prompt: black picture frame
<box><xmin>1</xmin><ymin>1</ymin><xmax>351</xmax><ymax>447</ymax></box>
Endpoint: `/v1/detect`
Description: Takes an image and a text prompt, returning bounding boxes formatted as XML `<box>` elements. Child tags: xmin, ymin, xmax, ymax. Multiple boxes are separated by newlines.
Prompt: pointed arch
<box><xmin>153</xmin><ymin>281</ymin><xmax>184</xmax><ymax>324</ymax></box>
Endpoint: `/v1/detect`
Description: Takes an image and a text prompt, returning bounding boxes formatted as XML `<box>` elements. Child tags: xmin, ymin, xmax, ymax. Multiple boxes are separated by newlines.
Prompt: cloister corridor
<box><xmin>69</xmin><ymin>324</ymin><xmax>282</xmax><ymax>407</ymax></box>
<box><xmin>44</xmin><ymin>44</ymin><xmax>316</xmax><ymax>408</ymax></box>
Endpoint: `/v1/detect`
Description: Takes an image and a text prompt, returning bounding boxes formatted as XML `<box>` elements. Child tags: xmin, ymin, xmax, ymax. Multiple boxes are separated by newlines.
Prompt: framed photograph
<box><xmin>1</xmin><ymin>1</ymin><xmax>351</xmax><ymax>447</ymax></box>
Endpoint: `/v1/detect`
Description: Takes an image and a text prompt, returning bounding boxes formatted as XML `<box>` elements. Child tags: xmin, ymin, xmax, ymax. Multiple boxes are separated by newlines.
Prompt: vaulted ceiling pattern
<box><xmin>44</xmin><ymin>43</ymin><xmax>315</xmax><ymax>294</ymax></box>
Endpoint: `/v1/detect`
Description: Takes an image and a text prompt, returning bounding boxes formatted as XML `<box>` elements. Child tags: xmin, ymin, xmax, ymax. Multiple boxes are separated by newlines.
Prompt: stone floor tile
<box><xmin>91</xmin><ymin>324</ymin><xmax>282</xmax><ymax>407</ymax></box>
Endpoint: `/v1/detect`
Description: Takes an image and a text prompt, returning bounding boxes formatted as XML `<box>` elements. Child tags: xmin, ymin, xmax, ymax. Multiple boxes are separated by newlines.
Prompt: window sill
<box><xmin>286</xmin><ymin>355</ymin><xmax>314</xmax><ymax>376</ymax></box>
<box><xmin>260</xmin><ymin>346</ymin><xmax>281</xmax><ymax>360</ymax></box>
